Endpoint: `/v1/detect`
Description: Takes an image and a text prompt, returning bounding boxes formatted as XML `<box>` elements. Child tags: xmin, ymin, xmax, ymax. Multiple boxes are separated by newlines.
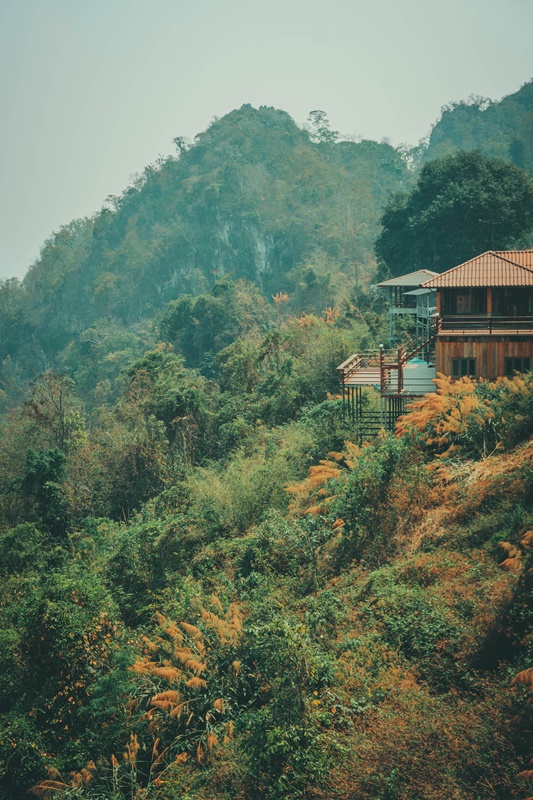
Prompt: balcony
<box><xmin>439</xmin><ymin>315</ymin><xmax>533</xmax><ymax>335</ymax></box>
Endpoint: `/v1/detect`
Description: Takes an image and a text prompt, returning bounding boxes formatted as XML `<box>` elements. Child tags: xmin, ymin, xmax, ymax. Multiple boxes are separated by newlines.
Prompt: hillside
<box><xmin>1</xmin><ymin>86</ymin><xmax>533</xmax><ymax>799</ymax></box>
<box><xmin>0</xmin><ymin>352</ymin><xmax>532</xmax><ymax>799</ymax></box>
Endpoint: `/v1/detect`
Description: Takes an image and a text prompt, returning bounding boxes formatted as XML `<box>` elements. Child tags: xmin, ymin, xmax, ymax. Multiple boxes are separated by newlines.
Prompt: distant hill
<box><xmin>0</xmin><ymin>105</ymin><xmax>408</xmax><ymax>376</ymax></box>
<box><xmin>420</xmin><ymin>79</ymin><xmax>533</xmax><ymax>173</ymax></box>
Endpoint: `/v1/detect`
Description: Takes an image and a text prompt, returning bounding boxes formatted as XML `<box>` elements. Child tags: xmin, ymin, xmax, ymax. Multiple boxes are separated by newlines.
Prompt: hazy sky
<box><xmin>1</xmin><ymin>0</ymin><xmax>532</xmax><ymax>280</ymax></box>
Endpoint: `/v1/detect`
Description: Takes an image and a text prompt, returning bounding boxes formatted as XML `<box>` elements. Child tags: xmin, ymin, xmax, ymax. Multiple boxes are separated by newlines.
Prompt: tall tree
<box><xmin>306</xmin><ymin>110</ymin><xmax>339</xmax><ymax>145</ymax></box>
<box><xmin>376</xmin><ymin>150</ymin><xmax>533</xmax><ymax>278</ymax></box>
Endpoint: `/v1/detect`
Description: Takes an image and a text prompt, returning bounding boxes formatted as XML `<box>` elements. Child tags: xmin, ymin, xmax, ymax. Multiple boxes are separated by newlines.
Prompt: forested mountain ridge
<box><xmin>421</xmin><ymin>79</ymin><xmax>533</xmax><ymax>174</ymax></box>
<box><xmin>0</xmin><ymin>105</ymin><xmax>407</xmax><ymax>384</ymax></box>
<box><xmin>2</xmin><ymin>83</ymin><xmax>533</xmax><ymax>401</ymax></box>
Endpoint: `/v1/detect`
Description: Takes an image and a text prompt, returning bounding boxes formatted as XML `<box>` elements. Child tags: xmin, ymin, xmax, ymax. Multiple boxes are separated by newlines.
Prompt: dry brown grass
<box><xmin>313</xmin><ymin>685</ymin><xmax>519</xmax><ymax>800</ymax></box>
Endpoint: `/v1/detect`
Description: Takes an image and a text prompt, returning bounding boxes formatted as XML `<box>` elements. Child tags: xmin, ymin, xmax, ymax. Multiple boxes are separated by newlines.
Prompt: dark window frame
<box><xmin>442</xmin><ymin>288</ymin><xmax>487</xmax><ymax>315</ymax></box>
<box><xmin>504</xmin><ymin>357</ymin><xmax>531</xmax><ymax>377</ymax></box>
<box><xmin>494</xmin><ymin>288</ymin><xmax>533</xmax><ymax>316</ymax></box>
<box><xmin>451</xmin><ymin>357</ymin><xmax>477</xmax><ymax>378</ymax></box>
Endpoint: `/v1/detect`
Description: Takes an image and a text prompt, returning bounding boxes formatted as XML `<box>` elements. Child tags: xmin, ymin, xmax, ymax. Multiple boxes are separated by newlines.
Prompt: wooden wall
<box><xmin>436</xmin><ymin>336</ymin><xmax>533</xmax><ymax>379</ymax></box>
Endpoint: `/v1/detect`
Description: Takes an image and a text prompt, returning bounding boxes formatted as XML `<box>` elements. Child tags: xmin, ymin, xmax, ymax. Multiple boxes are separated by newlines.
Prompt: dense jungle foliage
<box><xmin>376</xmin><ymin>150</ymin><xmax>533</xmax><ymax>278</ymax></box>
<box><xmin>0</xmin><ymin>332</ymin><xmax>533</xmax><ymax>799</ymax></box>
<box><xmin>1</xmin><ymin>80</ymin><xmax>533</xmax><ymax>799</ymax></box>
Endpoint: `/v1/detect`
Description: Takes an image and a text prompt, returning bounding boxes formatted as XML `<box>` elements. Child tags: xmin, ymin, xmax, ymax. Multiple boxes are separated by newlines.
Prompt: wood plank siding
<box><xmin>422</xmin><ymin>252</ymin><xmax>533</xmax><ymax>381</ymax></box>
<box><xmin>436</xmin><ymin>336</ymin><xmax>533</xmax><ymax>379</ymax></box>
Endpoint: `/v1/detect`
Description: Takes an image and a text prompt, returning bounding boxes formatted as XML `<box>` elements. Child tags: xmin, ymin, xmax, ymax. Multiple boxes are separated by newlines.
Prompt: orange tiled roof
<box><xmin>421</xmin><ymin>250</ymin><xmax>533</xmax><ymax>288</ymax></box>
<box><xmin>494</xmin><ymin>250</ymin><xmax>533</xmax><ymax>269</ymax></box>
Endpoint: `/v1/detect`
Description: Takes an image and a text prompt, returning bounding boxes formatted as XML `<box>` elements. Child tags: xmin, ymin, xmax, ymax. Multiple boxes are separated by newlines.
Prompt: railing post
<box><xmin>379</xmin><ymin>344</ymin><xmax>384</xmax><ymax>395</ymax></box>
<box><xmin>397</xmin><ymin>347</ymin><xmax>402</xmax><ymax>393</ymax></box>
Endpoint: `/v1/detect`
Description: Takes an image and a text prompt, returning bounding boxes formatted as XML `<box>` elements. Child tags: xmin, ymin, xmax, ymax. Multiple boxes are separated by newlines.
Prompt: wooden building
<box><xmin>376</xmin><ymin>269</ymin><xmax>437</xmax><ymax>344</ymax></box>
<box><xmin>422</xmin><ymin>250</ymin><xmax>533</xmax><ymax>380</ymax></box>
<box><xmin>338</xmin><ymin>249</ymin><xmax>533</xmax><ymax>437</ymax></box>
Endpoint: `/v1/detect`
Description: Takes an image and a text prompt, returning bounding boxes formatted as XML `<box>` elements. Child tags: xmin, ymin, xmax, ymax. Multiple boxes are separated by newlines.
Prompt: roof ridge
<box><xmin>494</xmin><ymin>249</ymin><xmax>533</xmax><ymax>253</ymax></box>
<box><xmin>421</xmin><ymin>250</ymin><xmax>533</xmax><ymax>288</ymax></box>
<box><xmin>377</xmin><ymin>268</ymin><xmax>439</xmax><ymax>287</ymax></box>
<box><xmin>421</xmin><ymin>251</ymin><xmax>494</xmax><ymax>285</ymax></box>
<box><xmin>382</xmin><ymin>268</ymin><xmax>439</xmax><ymax>277</ymax></box>
<box><xmin>491</xmin><ymin>250</ymin><xmax>533</xmax><ymax>273</ymax></box>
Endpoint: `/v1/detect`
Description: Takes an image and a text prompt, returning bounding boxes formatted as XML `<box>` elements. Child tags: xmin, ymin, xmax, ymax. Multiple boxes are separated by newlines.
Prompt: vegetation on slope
<box><xmin>1</xmin><ymin>82</ymin><xmax>533</xmax><ymax>800</ymax></box>
<box><xmin>0</xmin><ymin>300</ymin><xmax>532</xmax><ymax>799</ymax></box>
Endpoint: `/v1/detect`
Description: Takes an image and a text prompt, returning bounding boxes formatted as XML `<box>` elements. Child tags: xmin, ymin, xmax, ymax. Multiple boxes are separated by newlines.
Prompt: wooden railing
<box><xmin>337</xmin><ymin>353</ymin><xmax>362</xmax><ymax>382</ymax></box>
<box><xmin>380</xmin><ymin>346</ymin><xmax>404</xmax><ymax>394</ymax></box>
<box><xmin>338</xmin><ymin>325</ymin><xmax>439</xmax><ymax>397</ymax></box>
<box><xmin>337</xmin><ymin>350</ymin><xmax>396</xmax><ymax>383</ymax></box>
<box><xmin>440</xmin><ymin>315</ymin><xmax>533</xmax><ymax>334</ymax></box>
<box><xmin>401</xmin><ymin>323</ymin><xmax>440</xmax><ymax>362</ymax></box>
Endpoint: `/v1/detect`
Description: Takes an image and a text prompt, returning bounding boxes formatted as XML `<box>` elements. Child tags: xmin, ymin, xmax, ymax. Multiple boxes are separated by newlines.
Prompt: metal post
<box><xmin>397</xmin><ymin>347</ymin><xmax>402</xmax><ymax>394</ymax></box>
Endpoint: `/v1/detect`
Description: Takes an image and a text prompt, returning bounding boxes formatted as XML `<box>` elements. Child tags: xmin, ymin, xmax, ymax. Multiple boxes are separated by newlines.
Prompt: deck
<box><xmin>343</xmin><ymin>358</ymin><xmax>436</xmax><ymax>395</ymax></box>
<box><xmin>337</xmin><ymin>335</ymin><xmax>438</xmax><ymax>439</ymax></box>
<box><xmin>338</xmin><ymin>328</ymin><xmax>438</xmax><ymax>399</ymax></box>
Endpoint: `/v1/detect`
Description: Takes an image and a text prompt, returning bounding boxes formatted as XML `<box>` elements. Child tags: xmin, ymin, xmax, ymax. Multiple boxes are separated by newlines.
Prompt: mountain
<box><xmin>420</xmin><ymin>79</ymin><xmax>533</xmax><ymax>173</ymax></box>
<box><xmin>0</xmin><ymin>105</ymin><xmax>408</xmax><ymax>383</ymax></box>
<box><xmin>3</xmin><ymin>83</ymin><xmax>533</xmax><ymax>397</ymax></box>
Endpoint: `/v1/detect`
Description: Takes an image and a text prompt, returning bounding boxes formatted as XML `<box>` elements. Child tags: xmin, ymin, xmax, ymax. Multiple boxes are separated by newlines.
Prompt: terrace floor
<box><xmin>344</xmin><ymin>358</ymin><xmax>437</xmax><ymax>395</ymax></box>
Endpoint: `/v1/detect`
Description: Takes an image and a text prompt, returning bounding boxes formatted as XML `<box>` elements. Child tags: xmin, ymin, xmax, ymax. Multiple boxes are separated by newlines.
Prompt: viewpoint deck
<box><xmin>342</xmin><ymin>359</ymin><xmax>436</xmax><ymax>396</ymax></box>
<box><xmin>337</xmin><ymin>340</ymin><xmax>438</xmax><ymax>442</ymax></box>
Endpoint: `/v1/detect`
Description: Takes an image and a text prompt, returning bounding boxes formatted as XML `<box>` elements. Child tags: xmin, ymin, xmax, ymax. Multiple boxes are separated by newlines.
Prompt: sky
<box><xmin>0</xmin><ymin>0</ymin><xmax>532</xmax><ymax>280</ymax></box>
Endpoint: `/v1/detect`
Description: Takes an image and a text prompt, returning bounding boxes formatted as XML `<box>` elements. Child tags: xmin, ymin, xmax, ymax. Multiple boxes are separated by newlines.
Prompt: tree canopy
<box><xmin>376</xmin><ymin>150</ymin><xmax>533</xmax><ymax>278</ymax></box>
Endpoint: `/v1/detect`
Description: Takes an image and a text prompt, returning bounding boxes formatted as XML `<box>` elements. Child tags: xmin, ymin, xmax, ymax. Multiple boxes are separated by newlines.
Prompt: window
<box><xmin>494</xmin><ymin>288</ymin><xmax>533</xmax><ymax>316</ymax></box>
<box><xmin>442</xmin><ymin>288</ymin><xmax>487</xmax><ymax>315</ymax></box>
<box><xmin>452</xmin><ymin>358</ymin><xmax>476</xmax><ymax>378</ymax></box>
<box><xmin>505</xmin><ymin>357</ymin><xmax>531</xmax><ymax>377</ymax></box>
<box><xmin>456</xmin><ymin>293</ymin><xmax>472</xmax><ymax>313</ymax></box>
